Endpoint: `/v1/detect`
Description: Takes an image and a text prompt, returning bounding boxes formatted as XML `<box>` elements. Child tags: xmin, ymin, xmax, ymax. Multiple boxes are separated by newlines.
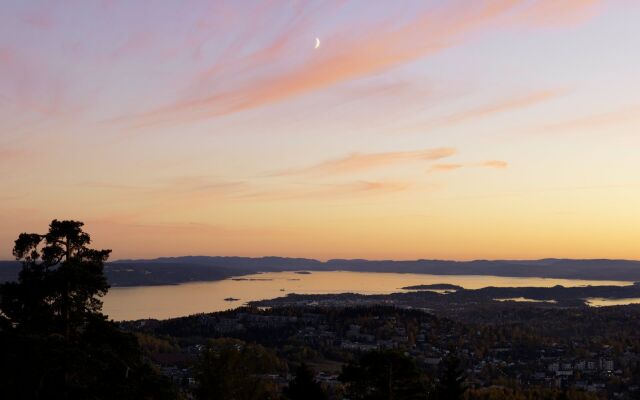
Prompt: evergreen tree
<box><xmin>195</xmin><ymin>338</ymin><xmax>284</xmax><ymax>400</ymax></box>
<box><xmin>433</xmin><ymin>354</ymin><xmax>465</xmax><ymax>400</ymax></box>
<box><xmin>339</xmin><ymin>350</ymin><xmax>428</xmax><ymax>400</ymax></box>
<box><xmin>0</xmin><ymin>220</ymin><xmax>177</xmax><ymax>399</ymax></box>
<box><xmin>283</xmin><ymin>363</ymin><xmax>327</xmax><ymax>400</ymax></box>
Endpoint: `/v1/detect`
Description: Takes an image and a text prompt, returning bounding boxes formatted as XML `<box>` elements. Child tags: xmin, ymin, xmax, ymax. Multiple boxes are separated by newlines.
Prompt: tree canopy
<box><xmin>339</xmin><ymin>350</ymin><xmax>428</xmax><ymax>400</ymax></box>
<box><xmin>195</xmin><ymin>338</ymin><xmax>285</xmax><ymax>400</ymax></box>
<box><xmin>434</xmin><ymin>354</ymin><xmax>465</xmax><ymax>400</ymax></box>
<box><xmin>0</xmin><ymin>220</ymin><xmax>177</xmax><ymax>399</ymax></box>
<box><xmin>2</xmin><ymin>220</ymin><xmax>110</xmax><ymax>336</ymax></box>
<box><xmin>283</xmin><ymin>363</ymin><xmax>327</xmax><ymax>400</ymax></box>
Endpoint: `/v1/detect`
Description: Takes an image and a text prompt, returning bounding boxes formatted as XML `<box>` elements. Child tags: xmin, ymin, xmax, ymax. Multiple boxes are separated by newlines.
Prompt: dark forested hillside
<box><xmin>2</xmin><ymin>257</ymin><xmax>640</xmax><ymax>286</ymax></box>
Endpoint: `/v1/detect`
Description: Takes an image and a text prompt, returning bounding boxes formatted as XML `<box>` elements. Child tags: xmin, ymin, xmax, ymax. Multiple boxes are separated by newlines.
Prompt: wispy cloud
<box><xmin>81</xmin><ymin>176</ymin><xmax>248</xmax><ymax>199</ymax></box>
<box><xmin>79</xmin><ymin>176</ymin><xmax>412</xmax><ymax>211</ymax></box>
<box><xmin>119</xmin><ymin>1</ymin><xmax>599</xmax><ymax>128</ymax></box>
<box><xmin>429</xmin><ymin>163</ymin><xmax>464</xmax><ymax>173</ymax></box>
<box><xmin>429</xmin><ymin>160</ymin><xmax>509</xmax><ymax>173</ymax></box>
<box><xmin>534</xmin><ymin>105</ymin><xmax>640</xmax><ymax>134</ymax></box>
<box><xmin>0</xmin><ymin>148</ymin><xmax>25</xmax><ymax>165</ymax></box>
<box><xmin>240</xmin><ymin>180</ymin><xmax>411</xmax><ymax>201</ymax></box>
<box><xmin>0</xmin><ymin>0</ymin><xmax>602</xmax><ymax>132</ymax></box>
<box><xmin>479</xmin><ymin>160</ymin><xmax>509</xmax><ymax>169</ymax></box>
<box><xmin>88</xmin><ymin>218</ymin><xmax>277</xmax><ymax>237</ymax></box>
<box><xmin>511</xmin><ymin>0</ymin><xmax>601</xmax><ymax>27</ymax></box>
<box><xmin>277</xmin><ymin>148</ymin><xmax>457</xmax><ymax>176</ymax></box>
<box><xmin>398</xmin><ymin>88</ymin><xmax>568</xmax><ymax>134</ymax></box>
<box><xmin>435</xmin><ymin>89</ymin><xmax>567</xmax><ymax>127</ymax></box>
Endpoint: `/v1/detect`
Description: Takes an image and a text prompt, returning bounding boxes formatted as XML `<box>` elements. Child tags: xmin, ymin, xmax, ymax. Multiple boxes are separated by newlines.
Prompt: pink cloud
<box><xmin>479</xmin><ymin>160</ymin><xmax>509</xmax><ymax>169</ymax></box>
<box><xmin>0</xmin><ymin>148</ymin><xmax>25</xmax><ymax>164</ymax></box>
<box><xmin>432</xmin><ymin>89</ymin><xmax>567</xmax><ymax>128</ymax></box>
<box><xmin>534</xmin><ymin>105</ymin><xmax>640</xmax><ymax>134</ymax></box>
<box><xmin>430</xmin><ymin>163</ymin><xmax>464</xmax><ymax>173</ymax></box>
<box><xmin>511</xmin><ymin>0</ymin><xmax>601</xmax><ymax>27</ymax></box>
<box><xmin>81</xmin><ymin>176</ymin><xmax>248</xmax><ymax>200</ymax></box>
<box><xmin>121</xmin><ymin>0</ymin><xmax>600</xmax><ymax>128</ymax></box>
<box><xmin>277</xmin><ymin>148</ymin><xmax>457</xmax><ymax>176</ymax></box>
<box><xmin>240</xmin><ymin>180</ymin><xmax>411</xmax><ymax>201</ymax></box>
<box><xmin>81</xmin><ymin>175</ymin><xmax>410</xmax><ymax>207</ymax></box>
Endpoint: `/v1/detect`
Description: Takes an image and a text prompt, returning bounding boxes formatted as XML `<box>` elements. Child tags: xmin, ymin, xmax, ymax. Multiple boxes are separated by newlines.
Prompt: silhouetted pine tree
<box><xmin>0</xmin><ymin>220</ymin><xmax>177</xmax><ymax>400</ymax></box>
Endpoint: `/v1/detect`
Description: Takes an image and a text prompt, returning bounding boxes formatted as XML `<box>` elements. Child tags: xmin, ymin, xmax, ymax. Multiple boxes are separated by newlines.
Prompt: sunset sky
<box><xmin>1</xmin><ymin>0</ymin><xmax>639</xmax><ymax>261</ymax></box>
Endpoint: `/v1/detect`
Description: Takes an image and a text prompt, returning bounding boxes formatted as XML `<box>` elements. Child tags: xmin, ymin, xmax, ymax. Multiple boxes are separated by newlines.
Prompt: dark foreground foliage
<box><xmin>0</xmin><ymin>220</ymin><xmax>176</xmax><ymax>399</ymax></box>
<box><xmin>195</xmin><ymin>338</ymin><xmax>285</xmax><ymax>400</ymax></box>
<box><xmin>283</xmin><ymin>363</ymin><xmax>328</xmax><ymax>400</ymax></box>
<box><xmin>340</xmin><ymin>350</ymin><xmax>430</xmax><ymax>400</ymax></box>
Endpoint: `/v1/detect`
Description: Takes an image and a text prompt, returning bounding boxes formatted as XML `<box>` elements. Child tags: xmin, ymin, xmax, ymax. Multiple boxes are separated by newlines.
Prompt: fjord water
<box><xmin>585</xmin><ymin>297</ymin><xmax>640</xmax><ymax>307</ymax></box>
<box><xmin>102</xmin><ymin>271</ymin><xmax>631</xmax><ymax>320</ymax></box>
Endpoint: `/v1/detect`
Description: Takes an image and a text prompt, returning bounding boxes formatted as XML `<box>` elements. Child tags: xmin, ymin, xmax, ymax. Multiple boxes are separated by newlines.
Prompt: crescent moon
<box><xmin>314</xmin><ymin>38</ymin><xmax>320</xmax><ymax>49</ymax></box>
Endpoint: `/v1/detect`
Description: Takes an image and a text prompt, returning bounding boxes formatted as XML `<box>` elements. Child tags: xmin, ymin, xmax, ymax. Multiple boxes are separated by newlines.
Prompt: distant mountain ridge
<box><xmin>1</xmin><ymin>257</ymin><xmax>639</xmax><ymax>287</ymax></box>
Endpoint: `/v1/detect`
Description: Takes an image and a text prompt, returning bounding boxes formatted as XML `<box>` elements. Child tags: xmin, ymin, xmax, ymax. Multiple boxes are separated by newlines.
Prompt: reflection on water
<box><xmin>423</xmin><ymin>289</ymin><xmax>457</xmax><ymax>294</ymax></box>
<box><xmin>494</xmin><ymin>297</ymin><xmax>557</xmax><ymax>304</ymax></box>
<box><xmin>585</xmin><ymin>297</ymin><xmax>640</xmax><ymax>307</ymax></box>
<box><xmin>102</xmin><ymin>271</ymin><xmax>631</xmax><ymax>320</ymax></box>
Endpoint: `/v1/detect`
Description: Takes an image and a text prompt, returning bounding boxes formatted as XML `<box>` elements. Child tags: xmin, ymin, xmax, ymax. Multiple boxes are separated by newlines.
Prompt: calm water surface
<box><xmin>585</xmin><ymin>297</ymin><xmax>640</xmax><ymax>307</ymax></box>
<box><xmin>102</xmin><ymin>271</ymin><xmax>631</xmax><ymax>320</ymax></box>
<box><xmin>494</xmin><ymin>297</ymin><xmax>558</xmax><ymax>304</ymax></box>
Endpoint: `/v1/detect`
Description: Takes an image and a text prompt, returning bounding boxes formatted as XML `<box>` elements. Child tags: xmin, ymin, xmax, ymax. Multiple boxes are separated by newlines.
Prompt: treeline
<box><xmin>190</xmin><ymin>337</ymin><xmax>600</xmax><ymax>400</ymax></box>
<box><xmin>193</xmin><ymin>337</ymin><xmax>466</xmax><ymax>400</ymax></box>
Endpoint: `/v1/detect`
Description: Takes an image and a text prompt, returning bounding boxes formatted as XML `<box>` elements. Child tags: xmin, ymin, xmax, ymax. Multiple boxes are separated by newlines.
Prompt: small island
<box><xmin>224</xmin><ymin>297</ymin><xmax>240</xmax><ymax>302</ymax></box>
<box><xmin>294</xmin><ymin>271</ymin><xmax>312</xmax><ymax>275</ymax></box>
<box><xmin>402</xmin><ymin>283</ymin><xmax>464</xmax><ymax>291</ymax></box>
